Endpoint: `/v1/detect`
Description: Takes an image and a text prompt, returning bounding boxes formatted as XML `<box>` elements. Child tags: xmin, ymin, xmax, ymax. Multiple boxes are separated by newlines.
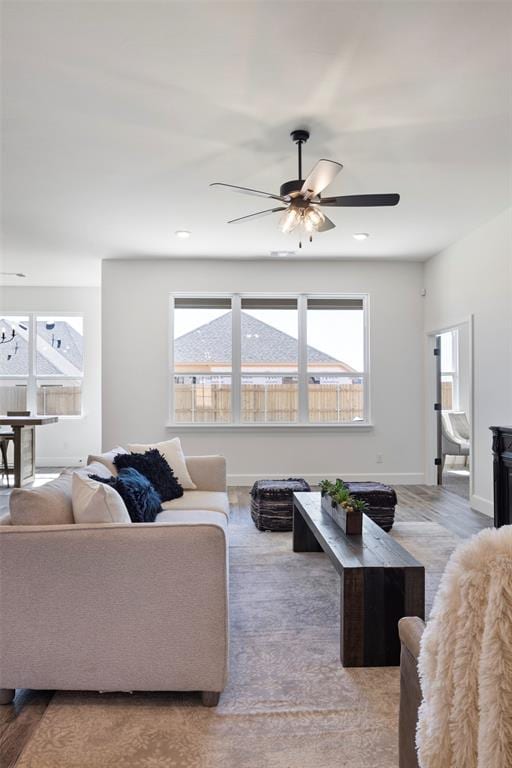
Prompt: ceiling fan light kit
<box><xmin>210</xmin><ymin>129</ymin><xmax>400</xmax><ymax>248</ymax></box>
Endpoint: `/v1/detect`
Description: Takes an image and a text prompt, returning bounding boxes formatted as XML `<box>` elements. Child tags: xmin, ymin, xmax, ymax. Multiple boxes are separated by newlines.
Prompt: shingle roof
<box><xmin>0</xmin><ymin>319</ymin><xmax>83</xmax><ymax>376</ymax></box>
<box><xmin>175</xmin><ymin>311</ymin><xmax>353</xmax><ymax>370</ymax></box>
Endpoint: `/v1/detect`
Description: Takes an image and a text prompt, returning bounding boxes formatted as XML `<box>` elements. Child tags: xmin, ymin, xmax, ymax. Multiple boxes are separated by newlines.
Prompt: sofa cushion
<box><xmin>9</xmin><ymin>469</ymin><xmax>75</xmax><ymax>525</ymax></box>
<box><xmin>72</xmin><ymin>472</ymin><xmax>131</xmax><ymax>524</ymax></box>
<box><xmin>113</xmin><ymin>449</ymin><xmax>183</xmax><ymax>502</ymax></box>
<box><xmin>160</xmin><ymin>490</ymin><xmax>229</xmax><ymax>519</ymax></box>
<box><xmin>90</xmin><ymin>468</ymin><xmax>162</xmax><ymax>523</ymax></box>
<box><xmin>128</xmin><ymin>438</ymin><xmax>196</xmax><ymax>490</ymax></box>
<box><xmin>185</xmin><ymin>455</ymin><xmax>226</xmax><ymax>493</ymax></box>
<box><xmin>87</xmin><ymin>446</ymin><xmax>128</xmax><ymax>475</ymax></box>
<box><xmin>155</xmin><ymin>508</ymin><xmax>229</xmax><ymax>534</ymax></box>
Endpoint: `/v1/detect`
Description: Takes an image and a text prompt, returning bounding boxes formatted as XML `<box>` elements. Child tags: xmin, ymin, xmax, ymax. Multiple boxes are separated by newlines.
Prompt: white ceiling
<box><xmin>1</xmin><ymin>0</ymin><xmax>511</xmax><ymax>285</ymax></box>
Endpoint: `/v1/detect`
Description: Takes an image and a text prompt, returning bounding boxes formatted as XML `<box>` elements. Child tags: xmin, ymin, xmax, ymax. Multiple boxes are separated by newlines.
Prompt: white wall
<box><xmin>0</xmin><ymin>286</ymin><xmax>102</xmax><ymax>466</ymax></box>
<box><xmin>456</xmin><ymin>322</ymin><xmax>470</xmax><ymax>415</ymax></box>
<box><xmin>102</xmin><ymin>259</ymin><xmax>425</xmax><ymax>485</ymax></box>
<box><xmin>424</xmin><ymin>207</ymin><xmax>512</xmax><ymax>515</ymax></box>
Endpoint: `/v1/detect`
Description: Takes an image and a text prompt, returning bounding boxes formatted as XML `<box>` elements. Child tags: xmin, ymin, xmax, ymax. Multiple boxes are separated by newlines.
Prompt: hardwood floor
<box><xmin>0</xmin><ymin>476</ymin><xmax>491</xmax><ymax>768</ymax></box>
<box><xmin>0</xmin><ymin>691</ymin><xmax>54</xmax><ymax>768</ymax></box>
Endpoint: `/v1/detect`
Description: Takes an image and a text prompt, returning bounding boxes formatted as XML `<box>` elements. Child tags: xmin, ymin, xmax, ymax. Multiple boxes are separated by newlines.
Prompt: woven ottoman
<box><xmin>342</xmin><ymin>481</ymin><xmax>397</xmax><ymax>532</ymax></box>
<box><xmin>250</xmin><ymin>478</ymin><xmax>311</xmax><ymax>532</ymax></box>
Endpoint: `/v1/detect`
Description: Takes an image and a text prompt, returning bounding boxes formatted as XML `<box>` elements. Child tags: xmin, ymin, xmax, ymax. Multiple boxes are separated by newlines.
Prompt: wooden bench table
<box><xmin>293</xmin><ymin>491</ymin><xmax>425</xmax><ymax>667</ymax></box>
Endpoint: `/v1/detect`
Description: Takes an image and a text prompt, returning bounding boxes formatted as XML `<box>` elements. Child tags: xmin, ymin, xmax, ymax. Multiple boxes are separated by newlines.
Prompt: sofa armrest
<box><xmin>398</xmin><ymin>617</ymin><xmax>426</xmax><ymax>768</ymax></box>
<box><xmin>185</xmin><ymin>455</ymin><xmax>227</xmax><ymax>492</ymax></box>
<box><xmin>399</xmin><ymin>616</ymin><xmax>425</xmax><ymax>659</ymax></box>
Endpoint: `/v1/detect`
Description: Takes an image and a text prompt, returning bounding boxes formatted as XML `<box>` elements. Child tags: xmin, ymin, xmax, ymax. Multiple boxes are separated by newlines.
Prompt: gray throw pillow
<box><xmin>10</xmin><ymin>469</ymin><xmax>75</xmax><ymax>525</ymax></box>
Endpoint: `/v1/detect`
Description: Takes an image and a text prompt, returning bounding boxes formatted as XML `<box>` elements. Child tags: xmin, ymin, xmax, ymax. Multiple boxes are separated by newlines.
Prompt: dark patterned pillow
<box><xmin>90</xmin><ymin>468</ymin><xmax>161</xmax><ymax>523</ymax></box>
<box><xmin>113</xmin><ymin>449</ymin><xmax>183</xmax><ymax>502</ymax></box>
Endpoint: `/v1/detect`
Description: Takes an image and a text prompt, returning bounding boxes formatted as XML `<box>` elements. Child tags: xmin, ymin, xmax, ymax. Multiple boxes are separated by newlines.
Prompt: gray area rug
<box><xmin>15</xmin><ymin>514</ymin><xmax>461</xmax><ymax>768</ymax></box>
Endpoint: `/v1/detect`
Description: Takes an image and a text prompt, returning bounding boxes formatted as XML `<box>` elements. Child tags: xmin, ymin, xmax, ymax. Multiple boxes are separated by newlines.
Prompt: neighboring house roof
<box><xmin>175</xmin><ymin>311</ymin><xmax>354</xmax><ymax>370</ymax></box>
<box><xmin>0</xmin><ymin>319</ymin><xmax>83</xmax><ymax>376</ymax></box>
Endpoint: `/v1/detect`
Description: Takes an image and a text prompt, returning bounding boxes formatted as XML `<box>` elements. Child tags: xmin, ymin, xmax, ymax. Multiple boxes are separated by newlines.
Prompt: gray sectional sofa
<box><xmin>0</xmin><ymin>454</ymin><xmax>229</xmax><ymax>707</ymax></box>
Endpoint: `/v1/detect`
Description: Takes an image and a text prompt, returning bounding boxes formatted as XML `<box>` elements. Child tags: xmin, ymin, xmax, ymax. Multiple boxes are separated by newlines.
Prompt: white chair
<box><xmin>441</xmin><ymin>411</ymin><xmax>470</xmax><ymax>469</ymax></box>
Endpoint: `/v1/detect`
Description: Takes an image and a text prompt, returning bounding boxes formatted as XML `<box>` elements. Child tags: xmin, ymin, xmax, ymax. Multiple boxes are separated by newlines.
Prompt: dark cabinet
<box><xmin>490</xmin><ymin>426</ymin><xmax>512</xmax><ymax>527</ymax></box>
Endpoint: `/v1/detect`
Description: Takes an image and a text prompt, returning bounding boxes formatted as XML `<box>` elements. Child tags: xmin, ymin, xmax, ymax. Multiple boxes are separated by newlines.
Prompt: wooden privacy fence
<box><xmin>0</xmin><ymin>385</ymin><xmax>27</xmax><ymax>413</ymax></box>
<box><xmin>37</xmin><ymin>385</ymin><xmax>81</xmax><ymax>415</ymax></box>
<box><xmin>174</xmin><ymin>381</ymin><xmax>364</xmax><ymax>423</ymax></box>
<box><xmin>0</xmin><ymin>384</ymin><xmax>81</xmax><ymax>416</ymax></box>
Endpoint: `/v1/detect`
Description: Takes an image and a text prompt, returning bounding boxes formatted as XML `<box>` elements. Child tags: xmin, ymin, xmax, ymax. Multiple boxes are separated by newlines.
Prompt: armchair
<box><xmin>441</xmin><ymin>411</ymin><xmax>470</xmax><ymax>469</ymax></box>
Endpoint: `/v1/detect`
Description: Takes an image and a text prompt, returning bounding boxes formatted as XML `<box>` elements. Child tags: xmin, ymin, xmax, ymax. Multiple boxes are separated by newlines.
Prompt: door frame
<box><xmin>425</xmin><ymin>315</ymin><xmax>474</xmax><ymax>498</ymax></box>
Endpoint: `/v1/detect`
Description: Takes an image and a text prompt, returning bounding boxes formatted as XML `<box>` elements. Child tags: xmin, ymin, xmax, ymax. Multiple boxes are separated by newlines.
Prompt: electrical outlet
<box><xmin>376</xmin><ymin>454</ymin><xmax>383</xmax><ymax>464</ymax></box>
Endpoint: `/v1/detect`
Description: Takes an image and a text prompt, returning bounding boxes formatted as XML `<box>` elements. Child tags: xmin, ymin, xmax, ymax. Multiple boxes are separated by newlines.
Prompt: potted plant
<box><xmin>319</xmin><ymin>479</ymin><xmax>369</xmax><ymax>535</ymax></box>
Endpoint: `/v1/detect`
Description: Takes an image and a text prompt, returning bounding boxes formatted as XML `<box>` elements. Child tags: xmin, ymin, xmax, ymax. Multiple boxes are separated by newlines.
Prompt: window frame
<box><xmin>169</xmin><ymin>292</ymin><xmax>370</xmax><ymax>428</ymax></box>
<box><xmin>0</xmin><ymin>312</ymin><xmax>85</xmax><ymax>418</ymax></box>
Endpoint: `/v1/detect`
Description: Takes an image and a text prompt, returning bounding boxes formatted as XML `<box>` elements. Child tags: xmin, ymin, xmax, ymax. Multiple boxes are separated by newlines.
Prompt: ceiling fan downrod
<box><xmin>290</xmin><ymin>129</ymin><xmax>310</xmax><ymax>181</ymax></box>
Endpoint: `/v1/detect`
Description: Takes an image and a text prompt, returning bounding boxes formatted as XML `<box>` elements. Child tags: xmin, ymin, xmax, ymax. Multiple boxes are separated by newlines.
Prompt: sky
<box><xmin>174</xmin><ymin>307</ymin><xmax>365</xmax><ymax>371</ymax></box>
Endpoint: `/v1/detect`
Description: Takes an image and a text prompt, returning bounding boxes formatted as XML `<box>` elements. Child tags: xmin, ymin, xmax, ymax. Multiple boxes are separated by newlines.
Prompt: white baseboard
<box><xmin>36</xmin><ymin>457</ymin><xmax>85</xmax><ymax>468</ymax></box>
<box><xmin>227</xmin><ymin>472</ymin><xmax>425</xmax><ymax>486</ymax></box>
<box><xmin>470</xmin><ymin>494</ymin><xmax>494</xmax><ymax>518</ymax></box>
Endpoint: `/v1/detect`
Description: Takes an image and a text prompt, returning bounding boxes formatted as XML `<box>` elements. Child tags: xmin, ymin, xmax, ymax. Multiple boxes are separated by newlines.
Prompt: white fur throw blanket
<box><xmin>417</xmin><ymin>525</ymin><xmax>512</xmax><ymax>768</ymax></box>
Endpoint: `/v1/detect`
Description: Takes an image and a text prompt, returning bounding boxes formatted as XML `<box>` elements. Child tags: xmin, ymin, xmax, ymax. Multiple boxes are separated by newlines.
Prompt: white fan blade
<box><xmin>301</xmin><ymin>160</ymin><xmax>343</xmax><ymax>199</ymax></box>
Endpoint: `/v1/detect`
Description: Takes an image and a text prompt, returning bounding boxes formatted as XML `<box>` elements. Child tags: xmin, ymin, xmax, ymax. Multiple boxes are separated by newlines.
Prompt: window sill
<box><xmin>36</xmin><ymin>414</ymin><xmax>84</xmax><ymax>420</ymax></box>
<box><xmin>166</xmin><ymin>422</ymin><xmax>374</xmax><ymax>431</ymax></box>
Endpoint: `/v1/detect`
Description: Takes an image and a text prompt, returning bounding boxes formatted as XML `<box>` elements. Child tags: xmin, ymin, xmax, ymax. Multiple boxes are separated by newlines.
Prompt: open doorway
<box><xmin>433</xmin><ymin>323</ymin><xmax>471</xmax><ymax>499</ymax></box>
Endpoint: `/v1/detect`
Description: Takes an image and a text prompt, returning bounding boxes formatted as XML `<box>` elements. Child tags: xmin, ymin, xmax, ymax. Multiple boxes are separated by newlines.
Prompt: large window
<box><xmin>0</xmin><ymin>314</ymin><xmax>84</xmax><ymax>416</ymax></box>
<box><xmin>171</xmin><ymin>295</ymin><xmax>368</xmax><ymax>425</ymax></box>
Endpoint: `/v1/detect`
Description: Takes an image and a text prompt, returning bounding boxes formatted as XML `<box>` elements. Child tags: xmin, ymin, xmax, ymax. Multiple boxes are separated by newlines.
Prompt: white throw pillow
<box><xmin>86</xmin><ymin>446</ymin><xmax>128</xmax><ymax>475</ymax></box>
<box><xmin>127</xmin><ymin>437</ymin><xmax>196</xmax><ymax>490</ymax></box>
<box><xmin>72</xmin><ymin>473</ymin><xmax>131</xmax><ymax>524</ymax></box>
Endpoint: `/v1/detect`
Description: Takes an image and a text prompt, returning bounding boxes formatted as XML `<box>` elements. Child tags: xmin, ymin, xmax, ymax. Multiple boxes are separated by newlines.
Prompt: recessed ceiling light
<box><xmin>175</xmin><ymin>230</ymin><xmax>191</xmax><ymax>239</ymax></box>
<box><xmin>270</xmin><ymin>250</ymin><xmax>296</xmax><ymax>258</ymax></box>
<box><xmin>352</xmin><ymin>233</ymin><xmax>369</xmax><ymax>241</ymax></box>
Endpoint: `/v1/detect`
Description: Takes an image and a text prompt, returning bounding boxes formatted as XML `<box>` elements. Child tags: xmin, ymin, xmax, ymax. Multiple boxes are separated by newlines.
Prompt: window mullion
<box><xmin>298</xmin><ymin>295</ymin><xmax>308</xmax><ymax>423</ymax></box>
<box><xmin>231</xmin><ymin>295</ymin><xmax>241</xmax><ymax>423</ymax></box>
<box><xmin>27</xmin><ymin>313</ymin><xmax>37</xmax><ymax>414</ymax></box>
<box><xmin>169</xmin><ymin>296</ymin><xmax>175</xmax><ymax>422</ymax></box>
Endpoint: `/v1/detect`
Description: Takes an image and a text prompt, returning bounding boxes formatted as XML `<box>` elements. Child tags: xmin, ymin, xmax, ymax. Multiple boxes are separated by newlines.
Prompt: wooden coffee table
<box><xmin>293</xmin><ymin>492</ymin><xmax>425</xmax><ymax>667</ymax></box>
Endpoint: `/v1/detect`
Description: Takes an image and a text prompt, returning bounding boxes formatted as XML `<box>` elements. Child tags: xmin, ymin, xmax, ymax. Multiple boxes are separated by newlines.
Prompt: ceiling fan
<box><xmin>210</xmin><ymin>129</ymin><xmax>400</xmax><ymax>246</ymax></box>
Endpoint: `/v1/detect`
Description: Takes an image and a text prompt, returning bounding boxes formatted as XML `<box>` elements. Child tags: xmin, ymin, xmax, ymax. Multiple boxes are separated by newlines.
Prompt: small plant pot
<box><xmin>321</xmin><ymin>493</ymin><xmax>363</xmax><ymax>535</ymax></box>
